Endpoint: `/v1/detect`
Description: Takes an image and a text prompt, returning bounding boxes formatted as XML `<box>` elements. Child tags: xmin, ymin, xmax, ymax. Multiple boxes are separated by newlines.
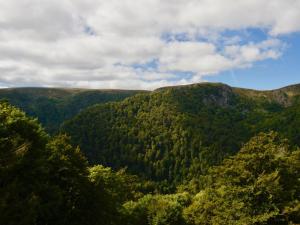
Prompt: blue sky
<box><xmin>0</xmin><ymin>1</ymin><xmax>300</xmax><ymax>90</ymax></box>
<box><xmin>206</xmin><ymin>32</ymin><xmax>300</xmax><ymax>90</ymax></box>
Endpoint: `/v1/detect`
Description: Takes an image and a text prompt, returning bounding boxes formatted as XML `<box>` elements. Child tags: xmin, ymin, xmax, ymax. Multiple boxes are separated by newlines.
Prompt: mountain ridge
<box><xmin>2</xmin><ymin>82</ymin><xmax>300</xmax><ymax>133</ymax></box>
<box><xmin>61</xmin><ymin>81</ymin><xmax>300</xmax><ymax>189</ymax></box>
<box><xmin>2</xmin><ymin>82</ymin><xmax>300</xmax><ymax>93</ymax></box>
<box><xmin>0</xmin><ymin>87</ymin><xmax>144</xmax><ymax>133</ymax></box>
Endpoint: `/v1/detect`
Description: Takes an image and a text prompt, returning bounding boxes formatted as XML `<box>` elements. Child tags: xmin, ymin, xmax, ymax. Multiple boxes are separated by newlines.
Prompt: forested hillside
<box><xmin>61</xmin><ymin>83</ymin><xmax>300</xmax><ymax>190</ymax></box>
<box><xmin>1</xmin><ymin>101</ymin><xmax>299</xmax><ymax>225</ymax></box>
<box><xmin>0</xmin><ymin>88</ymin><xmax>144</xmax><ymax>133</ymax></box>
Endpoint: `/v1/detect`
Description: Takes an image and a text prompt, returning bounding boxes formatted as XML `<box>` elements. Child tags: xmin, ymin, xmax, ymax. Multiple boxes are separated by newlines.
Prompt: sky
<box><xmin>0</xmin><ymin>0</ymin><xmax>299</xmax><ymax>90</ymax></box>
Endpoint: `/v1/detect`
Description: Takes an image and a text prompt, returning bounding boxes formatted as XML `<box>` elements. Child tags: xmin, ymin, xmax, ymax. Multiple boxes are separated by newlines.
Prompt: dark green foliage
<box><xmin>89</xmin><ymin>165</ymin><xmax>145</xmax><ymax>205</ymax></box>
<box><xmin>257</xmin><ymin>103</ymin><xmax>300</xmax><ymax>146</ymax></box>
<box><xmin>122</xmin><ymin>193</ymin><xmax>191</xmax><ymax>225</ymax></box>
<box><xmin>0</xmin><ymin>102</ymin><xmax>48</xmax><ymax>225</ymax></box>
<box><xmin>184</xmin><ymin>132</ymin><xmax>300</xmax><ymax>225</ymax></box>
<box><xmin>0</xmin><ymin>88</ymin><xmax>143</xmax><ymax>133</ymax></box>
<box><xmin>63</xmin><ymin>83</ymin><xmax>297</xmax><ymax>188</ymax></box>
<box><xmin>43</xmin><ymin>135</ymin><xmax>99</xmax><ymax>225</ymax></box>
<box><xmin>0</xmin><ymin>102</ymin><xmax>122</xmax><ymax>225</ymax></box>
<box><xmin>2</xmin><ymin>83</ymin><xmax>300</xmax><ymax>225</ymax></box>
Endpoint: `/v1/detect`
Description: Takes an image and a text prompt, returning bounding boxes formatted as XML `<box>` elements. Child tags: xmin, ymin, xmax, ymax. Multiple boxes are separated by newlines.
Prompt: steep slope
<box><xmin>0</xmin><ymin>88</ymin><xmax>144</xmax><ymax>133</ymax></box>
<box><xmin>3</xmin><ymin>83</ymin><xmax>300</xmax><ymax>190</ymax></box>
<box><xmin>62</xmin><ymin>83</ymin><xmax>300</xmax><ymax>189</ymax></box>
<box><xmin>2</xmin><ymin>90</ymin><xmax>299</xmax><ymax>225</ymax></box>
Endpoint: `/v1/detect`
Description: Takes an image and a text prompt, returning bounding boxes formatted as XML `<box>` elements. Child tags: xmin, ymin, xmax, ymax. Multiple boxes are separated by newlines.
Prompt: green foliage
<box><xmin>0</xmin><ymin>88</ymin><xmax>142</xmax><ymax>133</ymax></box>
<box><xmin>43</xmin><ymin>135</ymin><xmax>99</xmax><ymax>225</ymax></box>
<box><xmin>89</xmin><ymin>165</ymin><xmax>143</xmax><ymax>204</ymax></box>
<box><xmin>62</xmin><ymin>84</ymin><xmax>279</xmax><ymax>188</ymax></box>
<box><xmin>0</xmin><ymin>102</ymin><xmax>121</xmax><ymax>225</ymax></box>
<box><xmin>2</xmin><ymin>83</ymin><xmax>300</xmax><ymax>225</ymax></box>
<box><xmin>0</xmin><ymin>102</ymin><xmax>48</xmax><ymax>225</ymax></box>
<box><xmin>184</xmin><ymin>132</ymin><xmax>300</xmax><ymax>225</ymax></box>
<box><xmin>258</xmin><ymin>103</ymin><xmax>300</xmax><ymax>146</ymax></box>
<box><xmin>122</xmin><ymin>192</ymin><xmax>191</xmax><ymax>225</ymax></box>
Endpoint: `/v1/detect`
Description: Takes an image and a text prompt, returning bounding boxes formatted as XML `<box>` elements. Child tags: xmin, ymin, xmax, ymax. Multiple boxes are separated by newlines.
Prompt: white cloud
<box><xmin>0</xmin><ymin>0</ymin><xmax>299</xmax><ymax>89</ymax></box>
<box><xmin>160</xmin><ymin>42</ymin><xmax>231</xmax><ymax>74</ymax></box>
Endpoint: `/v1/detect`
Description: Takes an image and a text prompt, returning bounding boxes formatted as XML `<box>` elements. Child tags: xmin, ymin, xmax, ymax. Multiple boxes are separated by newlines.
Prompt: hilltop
<box><xmin>1</xmin><ymin>83</ymin><xmax>300</xmax><ymax>224</ymax></box>
<box><xmin>60</xmin><ymin>82</ymin><xmax>300</xmax><ymax>189</ymax></box>
<box><xmin>0</xmin><ymin>87</ymin><xmax>145</xmax><ymax>133</ymax></box>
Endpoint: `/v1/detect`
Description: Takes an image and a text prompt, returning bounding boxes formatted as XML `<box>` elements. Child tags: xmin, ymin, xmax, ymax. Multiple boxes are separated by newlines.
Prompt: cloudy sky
<box><xmin>0</xmin><ymin>0</ymin><xmax>300</xmax><ymax>90</ymax></box>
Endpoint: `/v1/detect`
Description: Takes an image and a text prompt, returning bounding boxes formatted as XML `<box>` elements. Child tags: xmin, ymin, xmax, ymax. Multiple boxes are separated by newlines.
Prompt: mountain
<box><xmin>1</xmin><ymin>83</ymin><xmax>300</xmax><ymax>225</ymax></box>
<box><xmin>0</xmin><ymin>87</ymin><xmax>145</xmax><ymax>133</ymax></box>
<box><xmin>2</xmin><ymin>83</ymin><xmax>300</xmax><ymax>189</ymax></box>
<box><xmin>62</xmin><ymin>82</ymin><xmax>300</xmax><ymax>190</ymax></box>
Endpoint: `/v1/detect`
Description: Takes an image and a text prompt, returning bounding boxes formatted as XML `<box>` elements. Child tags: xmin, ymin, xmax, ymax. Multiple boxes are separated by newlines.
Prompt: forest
<box><xmin>1</xmin><ymin>83</ymin><xmax>300</xmax><ymax>225</ymax></box>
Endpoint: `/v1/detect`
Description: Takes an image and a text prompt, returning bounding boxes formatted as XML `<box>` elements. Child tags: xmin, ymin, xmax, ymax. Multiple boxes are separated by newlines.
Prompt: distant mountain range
<box><xmin>0</xmin><ymin>87</ymin><xmax>145</xmax><ymax>133</ymax></box>
<box><xmin>2</xmin><ymin>83</ymin><xmax>300</xmax><ymax>189</ymax></box>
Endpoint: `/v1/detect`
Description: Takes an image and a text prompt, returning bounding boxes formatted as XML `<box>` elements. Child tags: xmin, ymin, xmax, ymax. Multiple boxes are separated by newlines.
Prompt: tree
<box><xmin>0</xmin><ymin>101</ymin><xmax>48</xmax><ymax>225</ymax></box>
<box><xmin>122</xmin><ymin>193</ymin><xmax>190</xmax><ymax>225</ymax></box>
<box><xmin>184</xmin><ymin>132</ymin><xmax>300</xmax><ymax>225</ymax></box>
<box><xmin>42</xmin><ymin>135</ymin><xmax>98</xmax><ymax>225</ymax></box>
<box><xmin>0</xmin><ymin>102</ymin><xmax>119</xmax><ymax>225</ymax></box>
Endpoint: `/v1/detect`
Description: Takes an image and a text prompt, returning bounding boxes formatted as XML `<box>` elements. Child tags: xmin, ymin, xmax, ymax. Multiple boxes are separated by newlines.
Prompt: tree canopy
<box><xmin>1</xmin><ymin>83</ymin><xmax>300</xmax><ymax>225</ymax></box>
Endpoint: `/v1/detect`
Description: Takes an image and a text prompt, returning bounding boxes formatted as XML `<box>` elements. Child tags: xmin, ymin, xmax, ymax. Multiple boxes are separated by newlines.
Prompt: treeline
<box><xmin>0</xmin><ymin>88</ymin><xmax>142</xmax><ymax>133</ymax></box>
<box><xmin>0</xmin><ymin>101</ymin><xmax>114</xmax><ymax>225</ymax></box>
<box><xmin>62</xmin><ymin>83</ymin><xmax>300</xmax><ymax>190</ymax></box>
<box><xmin>1</xmin><ymin>102</ymin><xmax>299</xmax><ymax>224</ymax></box>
